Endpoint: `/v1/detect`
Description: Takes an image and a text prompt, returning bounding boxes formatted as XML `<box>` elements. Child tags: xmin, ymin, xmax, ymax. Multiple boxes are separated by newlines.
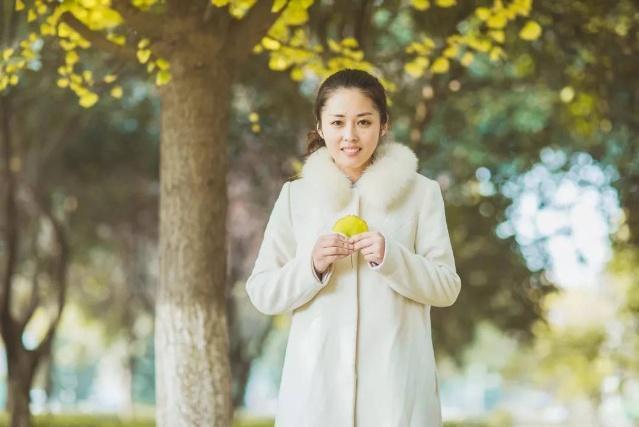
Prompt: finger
<box><xmin>349</xmin><ymin>231</ymin><xmax>373</xmax><ymax>244</ymax></box>
<box><xmin>324</xmin><ymin>246</ymin><xmax>351</xmax><ymax>256</ymax></box>
<box><xmin>353</xmin><ymin>237</ymin><xmax>374</xmax><ymax>251</ymax></box>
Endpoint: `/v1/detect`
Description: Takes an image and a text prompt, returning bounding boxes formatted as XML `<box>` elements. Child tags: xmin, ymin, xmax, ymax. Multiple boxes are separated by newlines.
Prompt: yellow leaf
<box><xmin>475</xmin><ymin>7</ymin><xmax>490</xmax><ymax>20</ymax></box>
<box><xmin>211</xmin><ymin>0</ymin><xmax>230</xmax><ymax>6</ymax></box>
<box><xmin>411</xmin><ymin>0</ymin><xmax>430</xmax><ymax>10</ymax></box>
<box><xmin>28</xmin><ymin>9</ymin><xmax>37</xmax><ymax>22</ymax></box>
<box><xmin>103</xmin><ymin>74</ymin><xmax>117</xmax><ymax>83</ymax></box>
<box><xmin>156</xmin><ymin>58</ymin><xmax>170</xmax><ymax>70</ymax></box>
<box><xmin>327</xmin><ymin>39</ymin><xmax>341</xmax><ymax>53</ymax></box>
<box><xmin>262</xmin><ymin>37</ymin><xmax>281</xmax><ymax>50</ymax></box>
<box><xmin>110</xmin><ymin>86</ymin><xmax>123</xmax><ymax>98</ymax></box>
<box><xmin>489</xmin><ymin>46</ymin><xmax>505</xmax><ymax>61</ymax></box>
<box><xmin>435</xmin><ymin>0</ymin><xmax>456</xmax><ymax>7</ymax></box>
<box><xmin>342</xmin><ymin>37</ymin><xmax>359</xmax><ymax>48</ymax></box>
<box><xmin>487</xmin><ymin>13</ymin><xmax>507</xmax><ymax>29</ymax></box>
<box><xmin>519</xmin><ymin>20</ymin><xmax>542</xmax><ymax>41</ymax></box>
<box><xmin>9</xmin><ymin>75</ymin><xmax>19</xmax><ymax>86</ymax></box>
<box><xmin>58</xmin><ymin>22</ymin><xmax>73</xmax><ymax>38</ymax></box>
<box><xmin>156</xmin><ymin>69</ymin><xmax>171</xmax><ymax>86</ymax></box>
<box><xmin>290</xmin><ymin>67</ymin><xmax>304</xmax><ymax>81</ymax></box>
<box><xmin>2</xmin><ymin>49</ymin><xmax>14</xmax><ymax>61</ymax></box>
<box><xmin>443</xmin><ymin>44</ymin><xmax>459</xmax><ymax>58</ymax></box>
<box><xmin>137</xmin><ymin>49</ymin><xmax>151</xmax><ymax>64</ymax></box>
<box><xmin>79</xmin><ymin>92</ymin><xmax>99</xmax><ymax>108</ymax></box>
<box><xmin>138</xmin><ymin>38</ymin><xmax>150</xmax><ymax>49</ymax></box>
<box><xmin>489</xmin><ymin>30</ymin><xmax>505</xmax><ymax>43</ymax></box>
<box><xmin>147</xmin><ymin>62</ymin><xmax>156</xmax><ymax>72</ymax></box>
<box><xmin>57</xmin><ymin>78</ymin><xmax>69</xmax><ymax>88</ymax></box>
<box><xmin>404</xmin><ymin>61</ymin><xmax>425</xmax><ymax>78</ymax></box>
<box><xmin>107</xmin><ymin>33</ymin><xmax>126</xmax><ymax>46</ymax></box>
<box><xmin>431</xmin><ymin>57</ymin><xmax>450</xmax><ymax>73</ymax></box>
<box><xmin>332</xmin><ymin>215</ymin><xmax>368</xmax><ymax>237</ymax></box>
<box><xmin>249</xmin><ymin>112</ymin><xmax>259</xmax><ymax>122</ymax></box>
<box><xmin>82</xmin><ymin>70</ymin><xmax>94</xmax><ymax>83</ymax></box>
<box><xmin>251</xmin><ymin>123</ymin><xmax>261</xmax><ymax>133</ymax></box>
<box><xmin>65</xmin><ymin>51</ymin><xmax>79</xmax><ymax>65</ymax></box>
<box><xmin>15</xmin><ymin>0</ymin><xmax>25</xmax><ymax>11</ymax></box>
<box><xmin>271</xmin><ymin>0</ymin><xmax>287</xmax><ymax>12</ymax></box>
<box><xmin>268</xmin><ymin>55</ymin><xmax>288</xmax><ymax>70</ymax></box>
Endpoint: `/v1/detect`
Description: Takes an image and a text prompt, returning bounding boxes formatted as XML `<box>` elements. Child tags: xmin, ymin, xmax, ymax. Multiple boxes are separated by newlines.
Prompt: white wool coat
<box><xmin>245</xmin><ymin>141</ymin><xmax>462</xmax><ymax>427</ymax></box>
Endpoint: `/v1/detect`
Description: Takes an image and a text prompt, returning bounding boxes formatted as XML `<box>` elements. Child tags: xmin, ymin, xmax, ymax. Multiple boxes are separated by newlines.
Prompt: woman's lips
<box><xmin>341</xmin><ymin>147</ymin><xmax>361</xmax><ymax>157</ymax></box>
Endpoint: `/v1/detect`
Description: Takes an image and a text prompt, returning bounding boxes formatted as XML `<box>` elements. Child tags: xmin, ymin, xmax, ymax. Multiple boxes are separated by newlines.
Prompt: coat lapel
<box><xmin>300</xmin><ymin>141</ymin><xmax>419</xmax><ymax>212</ymax></box>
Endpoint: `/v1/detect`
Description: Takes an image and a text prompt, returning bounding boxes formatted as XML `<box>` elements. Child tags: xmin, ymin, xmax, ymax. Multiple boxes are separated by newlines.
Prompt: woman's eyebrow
<box><xmin>329</xmin><ymin>112</ymin><xmax>373</xmax><ymax>117</ymax></box>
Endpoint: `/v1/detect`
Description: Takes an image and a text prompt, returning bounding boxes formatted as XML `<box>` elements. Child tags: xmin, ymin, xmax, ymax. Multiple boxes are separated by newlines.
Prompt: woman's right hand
<box><xmin>312</xmin><ymin>233</ymin><xmax>354</xmax><ymax>275</ymax></box>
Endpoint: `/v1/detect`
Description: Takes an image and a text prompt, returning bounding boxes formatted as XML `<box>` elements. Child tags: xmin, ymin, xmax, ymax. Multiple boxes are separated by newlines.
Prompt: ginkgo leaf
<box><xmin>520</xmin><ymin>20</ymin><xmax>542</xmax><ymax>40</ymax></box>
<box><xmin>156</xmin><ymin>69</ymin><xmax>171</xmax><ymax>85</ymax></box>
<box><xmin>156</xmin><ymin>58</ymin><xmax>170</xmax><ymax>70</ymax></box>
<box><xmin>435</xmin><ymin>0</ymin><xmax>456</xmax><ymax>7</ymax></box>
<box><xmin>431</xmin><ymin>57</ymin><xmax>450</xmax><ymax>73</ymax></box>
<box><xmin>272</xmin><ymin>0</ymin><xmax>287</xmax><ymax>13</ymax></box>
<box><xmin>79</xmin><ymin>92</ymin><xmax>99</xmax><ymax>108</ymax></box>
<box><xmin>332</xmin><ymin>215</ymin><xmax>368</xmax><ymax>238</ymax></box>
<box><xmin>137</xmin><ymin>49</ymin><xmax>151</xmax><ymax>64</ymax></box>
<box><xmin>411</xmin><ymin>0</ymin><xmax>430</xmax><ymax>11</ymax></box>
<box><xmin>110</xmin><ymin>86</ymin><xmax>123</xmax><ymax>98</ymax></box>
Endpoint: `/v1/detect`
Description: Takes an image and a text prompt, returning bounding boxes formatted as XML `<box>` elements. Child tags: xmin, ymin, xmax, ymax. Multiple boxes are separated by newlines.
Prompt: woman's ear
<box><xmin>316</xmin><ymin>123</ymin><xmax>324</xmax><ymax>139</ymax></box>
<box><xmin>380</xmin><ymin>122</ymin><xmax>388</xmax><ymax>137</ymax></box>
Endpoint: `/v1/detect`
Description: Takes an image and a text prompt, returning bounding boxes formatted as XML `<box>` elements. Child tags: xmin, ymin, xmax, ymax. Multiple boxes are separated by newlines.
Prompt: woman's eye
<box><xmin>331</xmin><ymin>121</ymin><xmax>343</xmax><ymax>126</ymax></box>
<box><xmin>359</xmin><ymin>120</ymin><xmax>371</xmax><ymax>126</ymax></box>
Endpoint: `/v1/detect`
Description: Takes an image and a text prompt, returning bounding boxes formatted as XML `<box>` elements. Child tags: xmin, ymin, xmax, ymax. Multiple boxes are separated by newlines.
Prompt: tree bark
<box><xmin>6</xmin><ymin>349</ymin><xmax>35</xmax><ymax>427</ymax></box>
<box><xmin>155</xmin><ymin>55</ymin><xmax>233</xmax><ymax>426</ymax></box>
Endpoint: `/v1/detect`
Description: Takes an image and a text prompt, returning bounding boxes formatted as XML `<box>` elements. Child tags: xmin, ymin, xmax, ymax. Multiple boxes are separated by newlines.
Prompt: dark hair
<box><xmin>305</xmin><ymin>69</ymin><xmax>390</xmax><ymax>157</ymax></box>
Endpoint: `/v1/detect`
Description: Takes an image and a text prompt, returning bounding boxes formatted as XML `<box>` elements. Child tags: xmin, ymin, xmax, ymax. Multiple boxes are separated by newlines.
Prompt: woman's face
<box><xmin>317</xmin><ymin>87</ymin><xmax>387</xmax><ymax>182</ymax></box>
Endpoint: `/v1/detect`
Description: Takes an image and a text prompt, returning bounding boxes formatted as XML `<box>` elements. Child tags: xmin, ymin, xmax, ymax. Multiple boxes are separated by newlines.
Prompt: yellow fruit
<box><xmin>332</xmin><ymin>215</ymin><xmax>368</xmax><ymax>237</ymax></box>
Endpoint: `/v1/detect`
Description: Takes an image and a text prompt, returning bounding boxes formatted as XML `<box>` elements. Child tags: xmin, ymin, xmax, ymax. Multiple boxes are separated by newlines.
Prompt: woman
<box><xmin>245</xmin><ymin>69</ymin><xmax>462</xmax><ymax>427</ymax></box>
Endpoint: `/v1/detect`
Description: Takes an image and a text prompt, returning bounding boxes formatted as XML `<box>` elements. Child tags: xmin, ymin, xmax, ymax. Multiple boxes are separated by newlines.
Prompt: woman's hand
<box><xmin>350</xmin><ymin>231</ymin><xmax>385</xmax><ymax>266</ymax></box>
<box><xmin>312</xmin><ymin>233</ymin><xmax>354</xmax><ymax>275</ymax></box>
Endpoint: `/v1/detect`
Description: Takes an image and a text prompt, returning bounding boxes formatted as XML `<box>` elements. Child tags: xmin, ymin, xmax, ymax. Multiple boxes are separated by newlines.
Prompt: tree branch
<box><xmin>17</xmin><ymin>246</ymin><xmax>41</xmax><ymax>338</ymax></box>
<box><xmin>29</xmin><ymin>191</ymin><xmax>69</xmax><ymax>361</ymax></box>
<box><xmin>226</xmin><ymin>0</ymin><xmax>287</xmax><ymax>65</ymax></box>
<box><xmin>0</xmin><ymin>94</ymin><xmax>18</xmax><ymax>321</ymax></box>
<box><xmin>59</xmin><ymin>11</ymin><xmax>138</xmax><ymax>61</ymax></box>
<box><xmin>110</xmin><ymin>0</ymin><xmax>164</xmax><ymax>39</ymax></box>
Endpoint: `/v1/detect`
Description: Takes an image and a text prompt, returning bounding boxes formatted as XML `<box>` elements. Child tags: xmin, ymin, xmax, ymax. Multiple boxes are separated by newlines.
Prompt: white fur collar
<box><xmin>300</xmin><ymin>141</ymin><xmax>418</xmax><ymax>212</ymax></box>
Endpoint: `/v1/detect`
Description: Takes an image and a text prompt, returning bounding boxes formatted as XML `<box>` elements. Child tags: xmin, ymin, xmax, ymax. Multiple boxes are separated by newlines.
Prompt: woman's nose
<box><xmin>343</xmin><ymin>123</ymin><xmax>358</xmax><ymax>140</ymax></box>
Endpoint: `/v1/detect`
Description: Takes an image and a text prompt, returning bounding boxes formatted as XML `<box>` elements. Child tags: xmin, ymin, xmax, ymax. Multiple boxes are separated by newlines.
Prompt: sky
<box><xmin>498</xmin><ymin>149</ymin><xmax>621</xmax><ymax>289</ymax></box>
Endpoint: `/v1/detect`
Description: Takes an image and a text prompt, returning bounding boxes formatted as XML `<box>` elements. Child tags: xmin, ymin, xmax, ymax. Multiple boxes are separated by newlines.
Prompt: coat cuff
<box><xmin>367</xmin><ymin>231</ymin><xmax>396</xmax><ymax>274</ymax></box>
<box><xmin>368</xmin><ymin>231</ymin><xmax>390</xmax><ymax>271</ymax></box>
<box><xmin>311</xmin><ymin>254</ymin><xmax>334</xmax><ymax>285</ymax></box>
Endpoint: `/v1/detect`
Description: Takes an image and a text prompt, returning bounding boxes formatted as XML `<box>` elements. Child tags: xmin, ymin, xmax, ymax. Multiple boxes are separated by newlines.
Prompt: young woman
<box><xmin>245</xmin><ymin>69</ymin><xmax>462</xmax><ymax>427</ymax></box>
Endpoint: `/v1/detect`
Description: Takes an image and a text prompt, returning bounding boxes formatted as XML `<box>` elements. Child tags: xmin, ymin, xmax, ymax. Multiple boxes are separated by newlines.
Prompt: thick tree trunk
<box><xmin>155</xmin><ymin>57</ymin><xmax>233</xmax><ymax>426</ymax></box>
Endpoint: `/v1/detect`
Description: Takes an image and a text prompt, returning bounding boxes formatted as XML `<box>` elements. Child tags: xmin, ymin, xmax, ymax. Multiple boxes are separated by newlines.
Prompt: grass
<box><xmin>0</xmin><ymin>413</ymin><xmax>492</xmax><ymax>427</ymax></box>
<box><xmin>0</xmin><ymin>413</ymin><xmax>275</xmax><ymax>427</ymax></box>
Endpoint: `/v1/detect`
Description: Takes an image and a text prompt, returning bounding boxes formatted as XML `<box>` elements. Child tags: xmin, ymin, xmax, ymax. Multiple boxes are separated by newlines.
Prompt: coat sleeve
<box><xmin>245</xmin><ymin>181</ymin><xmax>335</xmax><ymax>315</ymax></box>
<box><xmin>367</xmin><ymin>179</ymin><xmax>461</xmax><ymax>307</ymax></box>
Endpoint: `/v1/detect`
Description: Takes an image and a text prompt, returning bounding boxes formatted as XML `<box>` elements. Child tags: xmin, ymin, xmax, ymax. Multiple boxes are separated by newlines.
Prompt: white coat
<box><xmin>245</xmin><ymin>141</ymin><xmax>462</xmax><ymax>427</ymax></box>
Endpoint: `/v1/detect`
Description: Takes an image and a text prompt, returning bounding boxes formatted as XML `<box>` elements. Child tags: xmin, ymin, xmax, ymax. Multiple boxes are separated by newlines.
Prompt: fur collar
<box><xmin>300</xmin><ymin>141</ymin><xmax>418</xmax><ymax>212</ymax></box>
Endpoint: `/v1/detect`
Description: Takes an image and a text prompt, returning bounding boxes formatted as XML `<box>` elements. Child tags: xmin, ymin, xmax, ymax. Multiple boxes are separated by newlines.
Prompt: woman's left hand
<box><xmin>349</xmin><ymin>231</ymin><xmax>385</xmax><ymax>266</ymax></box>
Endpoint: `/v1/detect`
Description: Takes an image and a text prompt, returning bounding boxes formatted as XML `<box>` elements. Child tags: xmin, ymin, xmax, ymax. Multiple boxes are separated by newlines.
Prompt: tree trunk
<box><xmin>155</xmin><ymin>57</ymin><xmax>233</xmax><ymax>426</ymax></box>
<box><xmin>6</xmin><ymin>348</ymin><xmax>34</xmax><ymax>427</ymax></box>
